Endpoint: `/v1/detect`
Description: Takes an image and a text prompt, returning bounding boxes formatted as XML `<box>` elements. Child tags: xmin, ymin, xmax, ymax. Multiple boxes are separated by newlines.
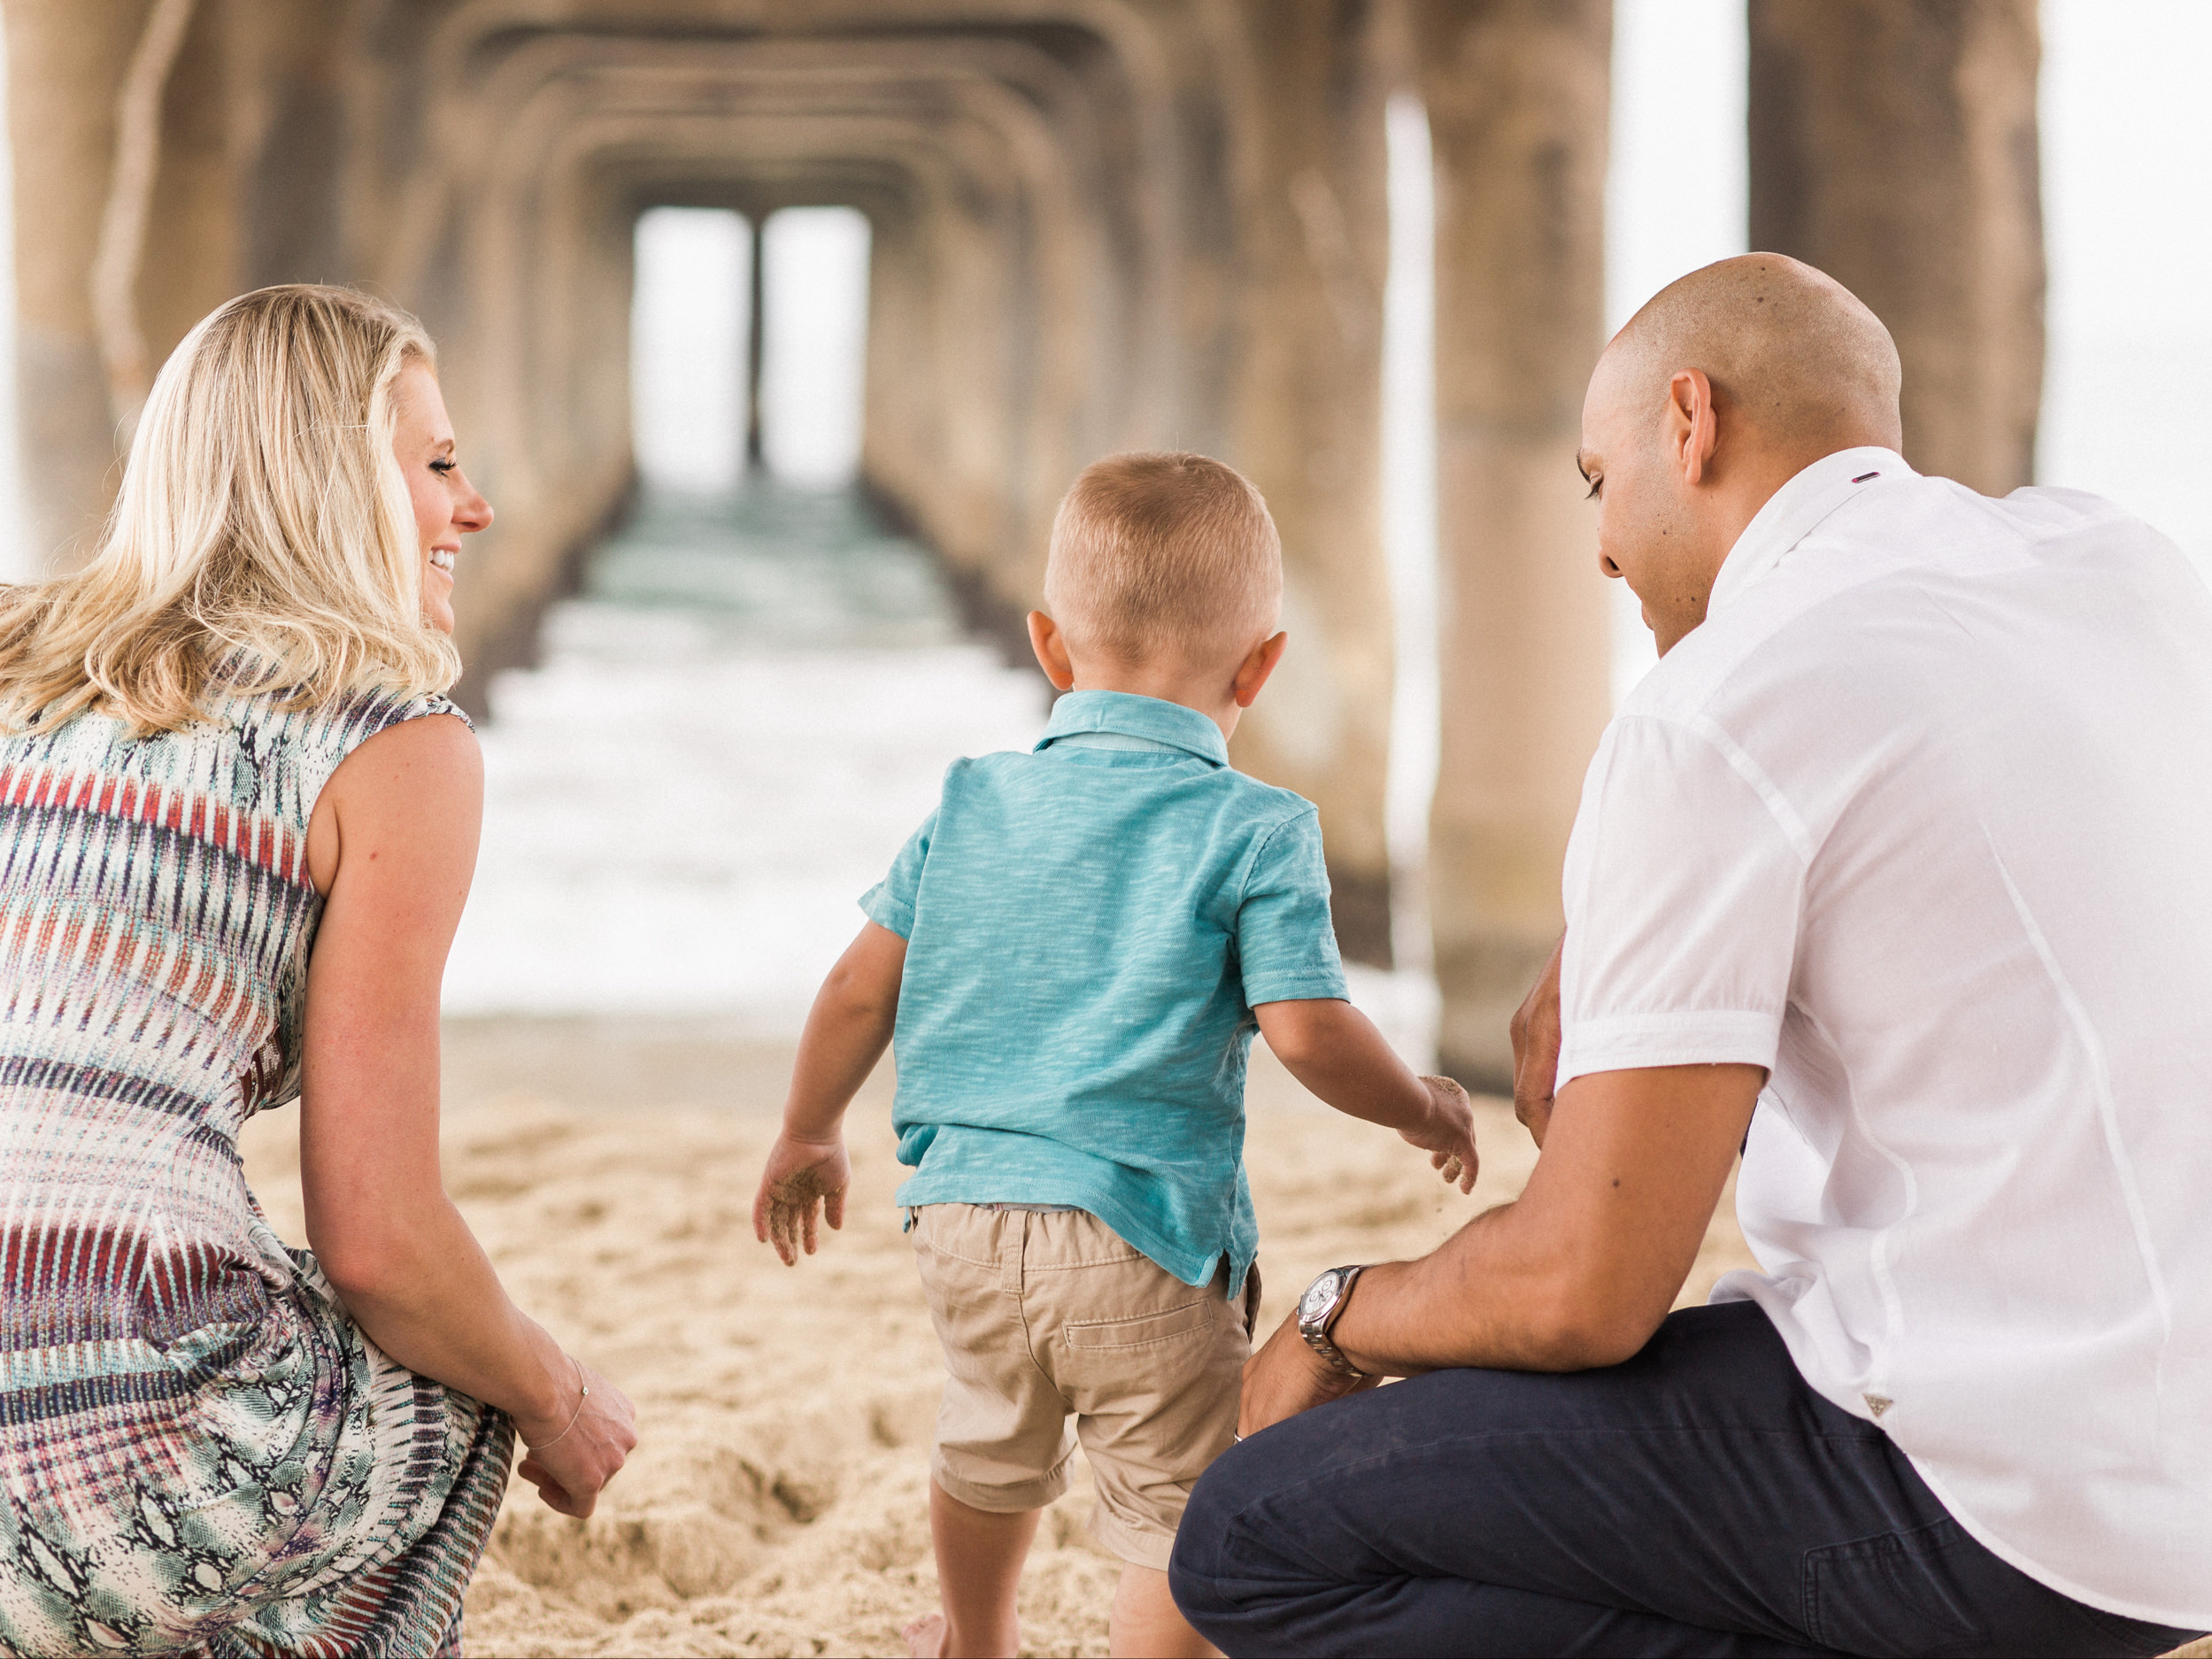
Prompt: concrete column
<box><xmin>1224</xmin><ymin>0</ymin><xmax>1397</xmax><ymax>967</ymax></box>
<box><xmin>1749</xmin><ymin>0</ymin><xmax>2045</xmax><ymax>495</ymax></box>
<box><xmin>860</xmin><ymin>197</ymin><xmax>930</xmax><ymax>514</ymax></box>
<box><xmin>136</xmin><ymin>1</ymin><xmax>237</xmax><ymax>373</ymax></box>
<box><xmin>875</xmin><ymin>159</ymin><xmax>1024</xmax><ymax>590</ymax></box>
<box><xmin>219</xmin><ymin>0</ymin><xmax>352</xmax><ymax>289</ymax></box>
<box><xmin>1415</xmin><ymin>0</ymin><xmax>1613</xmax><ymax>1089</ymax></box>
<box><xmin>4</xmin><ymin>0</ymin><xmax>241</xmax><ymax>571</ymax></box>
<box><xmin>4</xmin><ymin>0</ymin><xmax>149</xmax><ymax>570</ymax></box>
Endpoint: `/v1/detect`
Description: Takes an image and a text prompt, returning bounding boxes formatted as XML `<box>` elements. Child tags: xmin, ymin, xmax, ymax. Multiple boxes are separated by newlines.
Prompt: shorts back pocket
<box><xmin>1062</xmin><ymin>1298</ymin><xmax>1217</xmax><ymax>1353</ymax></box>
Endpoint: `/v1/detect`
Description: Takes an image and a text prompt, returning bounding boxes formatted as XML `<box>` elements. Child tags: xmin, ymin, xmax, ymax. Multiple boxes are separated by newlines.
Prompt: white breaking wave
<box><xmin>443</xmin><ymin>487</ymin><xmax>1050</xmax><ymax>1031</ymax></box>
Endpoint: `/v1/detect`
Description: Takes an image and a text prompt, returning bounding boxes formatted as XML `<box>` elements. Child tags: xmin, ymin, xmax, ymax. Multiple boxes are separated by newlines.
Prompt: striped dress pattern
<box><xmin>0</xmin><ymin>688</ymin><xmax>512</xmax><ymax>1656</ymax></box>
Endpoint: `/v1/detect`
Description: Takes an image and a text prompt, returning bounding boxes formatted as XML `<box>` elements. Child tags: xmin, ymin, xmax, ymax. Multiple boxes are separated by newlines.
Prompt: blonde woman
<box><xmin>0</xmin><ymin>286</ymin><xmax>634</xmax><ymax>1655</ymax></box>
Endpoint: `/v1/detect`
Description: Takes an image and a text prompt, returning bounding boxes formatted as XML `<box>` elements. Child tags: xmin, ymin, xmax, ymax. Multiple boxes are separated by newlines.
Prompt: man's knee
<box><xmin>1168</xmin><ymin>1436</ymin><xmax>1272</xmax><ymax>1638</ymax></box>
<box><xmin>1167</xmin><ymin>1450</ymin><xmax>1235</xmax><ymax>1625</ymax></box>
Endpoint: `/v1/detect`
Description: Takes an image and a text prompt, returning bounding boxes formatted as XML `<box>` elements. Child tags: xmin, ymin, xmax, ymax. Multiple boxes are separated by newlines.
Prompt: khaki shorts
<box><xmin>908</xmin><ymin>1203</ymin><xmax>1257</xmax><ymax>1570</ymax></box>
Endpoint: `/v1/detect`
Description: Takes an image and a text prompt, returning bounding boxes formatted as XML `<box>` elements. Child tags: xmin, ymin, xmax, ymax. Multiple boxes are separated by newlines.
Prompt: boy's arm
<box><xmin>752</xmin><ymin>922</ymin><xmax>909</xmax><ymax>1263</ymax></box>
<box><xmin>1254</xmin><ymin>999</ymin><xmax>1479</xmax><ymax>1192</ymax></box>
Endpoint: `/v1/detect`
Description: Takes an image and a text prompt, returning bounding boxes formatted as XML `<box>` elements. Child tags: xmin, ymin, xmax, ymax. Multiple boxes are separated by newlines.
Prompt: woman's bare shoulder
<box><xmin>306</xmin><ymin>710</ymin><xmax>481</xmax><ymax>894</ymax></box>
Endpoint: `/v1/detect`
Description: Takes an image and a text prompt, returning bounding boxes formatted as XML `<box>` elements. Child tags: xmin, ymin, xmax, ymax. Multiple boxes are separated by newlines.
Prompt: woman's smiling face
<box><xmin>391</xmin><ymin>360</ymin><xmax>491</xmax><ymax>637</ymax></box>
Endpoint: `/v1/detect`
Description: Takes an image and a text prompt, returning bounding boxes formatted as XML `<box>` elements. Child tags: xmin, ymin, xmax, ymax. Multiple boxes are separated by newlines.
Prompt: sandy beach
<box><xmin>239</xmin><ymin>1019</ymin><xmax>1774</xmax><ymax>1659</ymax></box>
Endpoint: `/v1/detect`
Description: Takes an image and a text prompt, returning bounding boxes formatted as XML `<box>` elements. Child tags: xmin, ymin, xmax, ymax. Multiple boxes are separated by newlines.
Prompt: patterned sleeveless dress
<box><xmin>0</xmin><ymin>688</ymin><xmax>513</xmax><ymax>1657</ymax></box>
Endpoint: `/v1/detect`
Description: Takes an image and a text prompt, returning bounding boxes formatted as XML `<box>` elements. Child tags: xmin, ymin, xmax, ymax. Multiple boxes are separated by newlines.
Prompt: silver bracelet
<box><xmin>525</xmin><ymin>1355</ymin><xmax>589</xmax><ymax>1453</ymax></box>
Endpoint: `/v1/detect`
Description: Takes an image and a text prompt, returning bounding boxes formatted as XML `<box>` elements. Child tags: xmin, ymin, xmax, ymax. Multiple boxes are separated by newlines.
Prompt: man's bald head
<box><xmin>1601</xmin><ymin>254</ymin><xmax>1902</xmax><ymax>453</ymax></box>
<box><xmin>1578</xmin><ymin>256</ymin><xmax>1904</xmax><ymax>657</ymax></box>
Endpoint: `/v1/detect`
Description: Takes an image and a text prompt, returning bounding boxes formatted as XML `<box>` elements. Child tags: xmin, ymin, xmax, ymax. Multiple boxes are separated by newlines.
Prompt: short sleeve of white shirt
<box><xmin>1556</xmin><ymin>714</ymin><xmax>1809</xmax><ymax>1089</ymax></box>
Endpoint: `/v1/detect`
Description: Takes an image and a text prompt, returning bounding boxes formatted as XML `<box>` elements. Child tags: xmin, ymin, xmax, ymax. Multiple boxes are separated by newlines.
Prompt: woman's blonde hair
<box><xmin>0</xmin><ymin>283</ymin><xmax>460</xmax><ymax>734</ymax></box>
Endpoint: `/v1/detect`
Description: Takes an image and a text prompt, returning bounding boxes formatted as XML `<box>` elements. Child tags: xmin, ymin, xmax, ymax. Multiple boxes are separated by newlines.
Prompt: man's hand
<box><xmin>1508</xmin><ymin>932</ymin><xmax>1567</xmax><ymax>1147</ymax></box>
<box><xmin>752</xmin><ymin>1132</ymin><xmax>852</xmax><ymax>1265</ymax></box>
<box><xmin>1397</xmin><ymin>1075</ymin><xmax>1479</xmax><ymax>1192</ymax></box>
<box><xmin>1238</xmin><ymin>1310</ymin><xmax>1383</xmax><ymax>1438</ymax></box>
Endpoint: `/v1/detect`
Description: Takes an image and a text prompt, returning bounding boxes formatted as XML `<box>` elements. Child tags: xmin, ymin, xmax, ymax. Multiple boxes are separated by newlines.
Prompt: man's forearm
<box><xmin>1316</xmin><ymin>1065</ymin><xmax>1764</xmax><ymax>1377</ymax></box>
<box><xmin>1326</xmin><ymin>1206</ymin><xmax>1606</xmax><ymax>1375</ymax></box>
<box><xmin>1230</xmin><ymin>1216</ymin><xmax>1573</xmax><ymax>1441</ymax></box>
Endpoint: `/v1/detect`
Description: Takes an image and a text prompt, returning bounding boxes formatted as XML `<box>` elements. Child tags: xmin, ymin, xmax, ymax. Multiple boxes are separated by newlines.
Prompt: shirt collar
<box><xmin>1707</xmin><ymin>445</ymin><xmax>1910</xmax><ymax>616</ymax></box>
<box><xmin>1035</xmin><ymin>690</ymin><xmax>1230</xmax><ymax>767</ymax></box>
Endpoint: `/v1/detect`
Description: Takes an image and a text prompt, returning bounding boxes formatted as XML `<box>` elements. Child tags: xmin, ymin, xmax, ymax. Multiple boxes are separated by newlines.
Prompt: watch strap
<box><xmin>1299</xmin><ymin>1264</ymin><xmax>1368</xmax><ymax>1377</ymax></box>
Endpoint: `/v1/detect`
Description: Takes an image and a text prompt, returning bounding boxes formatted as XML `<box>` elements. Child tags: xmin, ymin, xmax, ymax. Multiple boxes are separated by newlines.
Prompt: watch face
<box><xmin>1299</xmin><ymin>1274</ymin><xmax>1338</xmax><ymax>1323</ymax></box>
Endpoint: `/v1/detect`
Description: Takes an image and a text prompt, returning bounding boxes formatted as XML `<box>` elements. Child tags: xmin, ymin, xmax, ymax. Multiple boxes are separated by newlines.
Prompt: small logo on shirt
<box><xmin>1864</xmin><ymin>1393</ymin><xmax>1894</xmax><ymax>1419</ymax></box>
<box><xmin>1851</xmin><ymin>471</ymin><xmax>1882</xmax><ymax>484</ymax></box>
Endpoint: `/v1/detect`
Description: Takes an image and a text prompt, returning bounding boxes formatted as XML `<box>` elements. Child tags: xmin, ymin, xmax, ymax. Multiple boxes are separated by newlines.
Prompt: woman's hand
<box><xmin>1398</xmin><ymin>1075</ymin><xmax>1479</xmax><ymax>1192</ymax></box>
<box><xmin>513</xmin><ymin>1357</ymin><xmax>637</xmax><ymax>1518</ymax></box>
<box><xmin>752</xmin><ymin>1132</ymin><xmax>851</xmax><ymax>1265</ymax></box>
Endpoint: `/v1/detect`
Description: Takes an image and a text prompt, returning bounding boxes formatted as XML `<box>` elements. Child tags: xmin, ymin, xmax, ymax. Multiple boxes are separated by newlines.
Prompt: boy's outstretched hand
<box><xmin>1254</xmin><ymin>999</ymin><xmax>1482</xmax><ymax>1193</ymax></box>
<box><xmin>753</xmin><ymin>1132</ymin><xmax>852</xmax><ymax>1265</ymax></box>
<box><xmin>1399</xmin><ymin>1075</ymin><xmax>1479</xmax><ymax>1193</ymax></box>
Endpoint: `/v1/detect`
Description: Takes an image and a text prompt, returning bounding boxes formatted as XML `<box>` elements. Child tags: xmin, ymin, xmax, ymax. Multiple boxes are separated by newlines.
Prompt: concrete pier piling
<box><xmin>4</xmin><ymin>0</ymin><xmax>2043</xmax><ymax>1024</ymax></box>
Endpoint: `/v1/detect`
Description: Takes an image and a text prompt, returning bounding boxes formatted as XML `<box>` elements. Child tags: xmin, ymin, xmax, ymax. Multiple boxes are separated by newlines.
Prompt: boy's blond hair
<box><xmin>0</xmin><ymin>284</ymin><xmax>458</xmax><ymax>736</ymax></box>
<box><xmin>1043</xmin><ymin>451</ymin><xmax>1282</xmax><ymax>665</ymax></box>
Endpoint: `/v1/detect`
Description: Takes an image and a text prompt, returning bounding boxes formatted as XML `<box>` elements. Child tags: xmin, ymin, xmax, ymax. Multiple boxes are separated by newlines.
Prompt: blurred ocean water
<box><xmin>443</xmin><ymin>479</ymin><xmax>1438</xmax><ymax>1063</ymax></box>
<box><xmin>443</xmin><ymin>482</ymin><xmax>1050</xmax><ymax>1031</ymax></box>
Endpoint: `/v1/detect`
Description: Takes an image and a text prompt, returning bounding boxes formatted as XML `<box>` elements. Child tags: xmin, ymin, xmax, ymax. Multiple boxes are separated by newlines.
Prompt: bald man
<box><xmin>1168</xmin><ymin>257</ymin><xmax>2212</xmax><ymax>1657</ymax></box>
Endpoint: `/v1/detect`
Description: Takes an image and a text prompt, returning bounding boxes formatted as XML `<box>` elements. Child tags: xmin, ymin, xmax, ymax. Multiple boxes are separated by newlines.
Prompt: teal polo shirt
<box><xmin>861</xmin><ymin>689</ymin><xmax>1348</xmax><ymax>1294</ymax></box>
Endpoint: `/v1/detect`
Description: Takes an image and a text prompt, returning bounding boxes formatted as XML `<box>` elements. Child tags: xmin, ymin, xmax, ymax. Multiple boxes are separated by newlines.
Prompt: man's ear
<box><xmin>1028</xmin><ymin>611</ymin><xmax>1076</xmax><ymax>691</ymax></box>
<box><xmin>1232</xmin><ymin>631</ymin><xmax>1290</xmax><ymax>709</ymax></box>
<box><xmin>1669</xmin><ymin>368</ymin><xmax>1718</xmax><ymax>487</ymax></box>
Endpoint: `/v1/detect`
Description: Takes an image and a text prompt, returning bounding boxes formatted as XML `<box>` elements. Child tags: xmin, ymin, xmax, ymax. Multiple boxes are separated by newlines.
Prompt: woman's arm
<box><xmin>300</xmin><ymin>714</ymin><xmax>636</xmax><ymax>1516</ymax></box>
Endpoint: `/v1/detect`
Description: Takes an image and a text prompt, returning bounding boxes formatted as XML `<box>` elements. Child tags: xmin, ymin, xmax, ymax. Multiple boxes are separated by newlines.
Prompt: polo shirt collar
<box><xmin>1036</xmin><ymin>690</ymin><xmax>1230</xmax><ymax>767</ymax></box>
<box><xmin>1708</xmin><ymin>445</ymin><xmax>1910</xmax><ymax>615</ymax></box>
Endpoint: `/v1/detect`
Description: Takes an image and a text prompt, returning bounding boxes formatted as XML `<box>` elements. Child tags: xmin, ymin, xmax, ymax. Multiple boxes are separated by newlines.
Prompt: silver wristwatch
<box><xmin>1298</xmin><ymin>1265</ymin><xmax>1368</xmax><ymax>1377</ymax></box>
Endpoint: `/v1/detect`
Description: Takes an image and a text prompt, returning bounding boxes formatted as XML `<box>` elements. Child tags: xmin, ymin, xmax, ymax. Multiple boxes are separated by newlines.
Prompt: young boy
<box><xmin>751</xmin><ymin>452</ymin><xmax>1478</xmax><ymax>1659</ymax></box>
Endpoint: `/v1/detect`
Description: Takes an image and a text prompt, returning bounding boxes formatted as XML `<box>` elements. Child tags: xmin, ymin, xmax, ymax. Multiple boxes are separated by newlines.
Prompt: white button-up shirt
<box><xmin>1557</xmin><ymin>445</ymin><xmax>2212</xmax><ymax>1626</ymax></box>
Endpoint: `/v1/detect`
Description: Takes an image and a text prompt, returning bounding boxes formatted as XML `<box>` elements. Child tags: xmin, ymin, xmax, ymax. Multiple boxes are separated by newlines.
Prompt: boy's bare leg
<box><xmin>1110</xmin><ymin>1565</ymin><xmax>1222</xmax><ymax>1658</ymax></box>
<box><xmin>905</xmin><ymin>1481</ymin><xmax>1040</xmax><ymax>1658</ymax></box>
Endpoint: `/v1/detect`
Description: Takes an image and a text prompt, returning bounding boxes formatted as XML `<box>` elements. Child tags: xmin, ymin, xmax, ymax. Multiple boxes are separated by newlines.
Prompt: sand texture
<box><xmin>237</xmin><ymin>1032</ymin><xmax>2201</xmax><ymax>1659</ymax></box>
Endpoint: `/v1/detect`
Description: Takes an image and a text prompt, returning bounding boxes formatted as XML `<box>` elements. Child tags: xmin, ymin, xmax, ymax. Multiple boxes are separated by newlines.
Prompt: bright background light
<box><xmin>1382</xmin><ymin>90</ymin><xmax>1439</xmax><ymax>974</ymax></box>
<box><xmin>0</xmin><ymin>35</ymin><xmax>21</xmax><ymax>583</ymax></box>
<box><xmin>759</xmin><ymin>207</ymin><xmax>871</xmax><ymax>488</ymax></box>
<box><xmin>1605</xmin><ymin>0</ymin><xmax>1749</xmax><ymax>701</ymax></box>
<box><xmin>1607</xmin><ymin>0</ymin><xmax>1750</xmax><ymax>336</ymax></box>
<box><xmin>2039</xmin><ymin>0</ymin><xmax>2212</xmax><ymax>577</ymax></box>
<box><xmin>1600</xmin><ymin>0</ymin><xmax>2212</xmax><ymax>698</ymax></box>
<box><xmin>630</xmin><ymin>206</ymin><xmax>749</xmax><ymax>494</ymax></box>
<box><xmin>629</xmin><ymin>204</ymin><xmax>870</xmax><ymax>492</ymax></box>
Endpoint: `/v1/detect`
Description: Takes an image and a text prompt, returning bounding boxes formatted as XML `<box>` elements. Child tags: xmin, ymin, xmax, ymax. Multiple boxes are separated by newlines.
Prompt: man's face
<box><xmin>1576</xmin><ymin>351</ymin><xmax>1710</xmax><ymax>656</ymax></box>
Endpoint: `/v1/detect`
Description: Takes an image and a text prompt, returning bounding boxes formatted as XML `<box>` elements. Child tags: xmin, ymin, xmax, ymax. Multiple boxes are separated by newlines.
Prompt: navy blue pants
<box><xmin>1169</xmin><ymin>1301</ymin><xmax>2203</xmax><ymax>1657</ymax></box>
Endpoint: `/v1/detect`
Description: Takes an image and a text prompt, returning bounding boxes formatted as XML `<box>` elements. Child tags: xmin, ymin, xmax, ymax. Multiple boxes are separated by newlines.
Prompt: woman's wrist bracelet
<box><xmin>525</xmin><ymin>1354</ymin><xmax>589</xmax><ymax>1453</ymax></box>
